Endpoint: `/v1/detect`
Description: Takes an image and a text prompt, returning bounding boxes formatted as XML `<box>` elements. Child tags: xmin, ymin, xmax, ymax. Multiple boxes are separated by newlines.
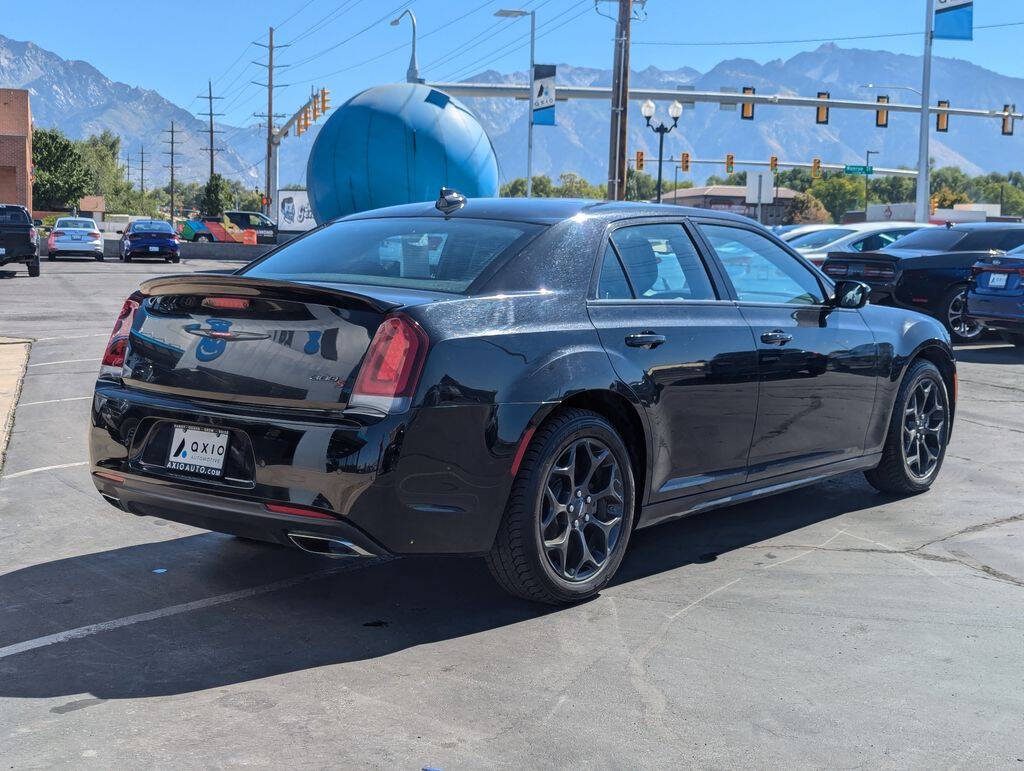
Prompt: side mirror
<box><xmin>116</xmin><ymin>230</ymin><xmax>124</xmax><ymax>235</ymax></box>
<box><xmin>832</xmin><ymin>280</ymin><xmax>871</xmax><ymax>310</ymax></box>
<box><xmin>32</xmin><ymin>218</ymin><xmax>43</xmax><ymax>226</ymax></box>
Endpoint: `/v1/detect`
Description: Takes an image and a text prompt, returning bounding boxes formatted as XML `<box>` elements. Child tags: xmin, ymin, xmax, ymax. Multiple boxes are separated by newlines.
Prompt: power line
<box><xmin>283</xmin><ymin>0</ymin><xmax>414</xmax><ymax>71</ymax></box>
<box><xmin>287</xmin><ymin>0</ymin><xmax>367</xmax><ymax>46</ymax></box>
<box><xmin>421</xmin><ymin>0</ymin><xmax>546</xmax><ymax>73</ymax></box>
<box><xmin>633</xmin><ymin>20</ymin><xmax>1024</xmax><ymax>47</ymax></box>
<box><xmin>196</xmin><ymin>80</ymin><xmax>225</xmax><ymax>179</ymax></box>
<box><xmin>138</xmin><ymin>145</ymin><xmax>147</xmax><ymax>195</ymax></box>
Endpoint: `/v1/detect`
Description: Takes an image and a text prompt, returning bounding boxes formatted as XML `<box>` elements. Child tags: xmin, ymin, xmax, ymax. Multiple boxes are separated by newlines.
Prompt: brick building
<box><xmin>0</xmin><ymin>89</ymin><xmax>32</xmax><ymax>210</ymax></box>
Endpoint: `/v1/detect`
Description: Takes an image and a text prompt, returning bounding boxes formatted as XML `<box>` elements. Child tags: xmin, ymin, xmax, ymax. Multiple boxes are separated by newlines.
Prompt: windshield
<box><xmin>886</xmin><ymin>228</ymin><xmax>966</xmax><ymax>251</ymax></box>
<box><xmin>788</xmin><ymin>228</ymin><xmax>856</xmax><ymax>249</ymax></box>
<box><xmin>133</xmin><ymin>221</ymin><xmax>173</xmax><ymax>233</ymax></box>
<box><xmin>57</xmin><ymin>219</ymin><xmax>94</xmax><ymax>229</ymax></box>
<box><xmin>1009</xmin><ymin>244</ymin><xmax>1024</xmax><ymax>255</ymax></box>
<box><xmin>244</xmin><ymin>217</ymin><xmax>544</xmax><ymax>293</ymax></box>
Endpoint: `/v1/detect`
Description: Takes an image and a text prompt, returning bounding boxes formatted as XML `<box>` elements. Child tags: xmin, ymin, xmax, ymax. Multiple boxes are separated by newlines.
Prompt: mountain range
<box><xmin>2</xmin><ymin>33</ymin><xmax>1022</xmax><ymax>191</ymax></box>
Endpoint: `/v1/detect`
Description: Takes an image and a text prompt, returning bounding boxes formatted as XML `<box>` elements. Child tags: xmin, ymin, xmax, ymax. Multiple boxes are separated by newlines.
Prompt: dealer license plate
<box><xmin>166</xmin><ymin>425</ymin><xmax>228</xmax><ymax>477</ymax></box>
<box><xmin>989</xmin><ymin>272</ymin><xmax>1008</xmax><ymax>288</ymax></box>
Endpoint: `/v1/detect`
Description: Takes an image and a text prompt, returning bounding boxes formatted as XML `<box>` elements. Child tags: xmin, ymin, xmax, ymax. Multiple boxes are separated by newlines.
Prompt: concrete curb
<box><xmin>0</xmin><ymin>338</ymin><xmax>31</xmax><ymax>475</ymax></box>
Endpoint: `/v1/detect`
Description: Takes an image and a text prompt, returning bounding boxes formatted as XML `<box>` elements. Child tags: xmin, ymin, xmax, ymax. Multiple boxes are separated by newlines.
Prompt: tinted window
<box><xmin>998</xmin><ymin>230</ymin><xmax>1024</xmax><ymax>251</ymax></box>
<box><xmin>597</xmin><ymin>244</ymin><xmax>633</xmax><ymax>299</ymax></box>
<box><xmin>853</xmin><ymin>230</ymin><xmax>912</xmax><ymax>252</ymax></box>
<box><xmin>0</xmin><ymin>206</ymin><xmax>29</xmax><ymax>225</ymax></box>
<box><xmin>244</xmin><ymin>217</ymin><xmax>542</xmax><ymax>293</ymax></box>
<box><xmin>958</xmin><ymin>230</ymin><xmax>1021</xmax><ymax>251</ymax></box>
<box><xmin>888</xmin><ymin>229</ymin><xmax>966</xmax><ymax>251</ymax></box>
<box><xmin>609</xmin><ymin>224</ymin><xmax>715</xmax><ymax>300</ymax></box>
<box><xmin>700</xmin><ymin>224</ymin><xmax>824</xmax><ymax>305</ymax></box>
<box><xmin>788</xmin><ymin>228</ymin><xmax>856</xmax><ymax>249</ymax></box>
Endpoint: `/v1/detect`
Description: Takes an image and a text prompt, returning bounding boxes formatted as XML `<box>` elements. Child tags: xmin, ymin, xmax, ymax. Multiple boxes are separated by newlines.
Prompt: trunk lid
<box><xmin>123</xmin><ymin>274</ymin><xmax>439</xmax><ymax>409</ymax></box>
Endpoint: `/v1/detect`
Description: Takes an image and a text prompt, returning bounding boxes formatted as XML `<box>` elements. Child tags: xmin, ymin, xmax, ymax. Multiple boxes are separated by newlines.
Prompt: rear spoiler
<box><xmin>138</xmin><ymin>274</ymin><xmax>401</xmax><ymax>313</ymax></box>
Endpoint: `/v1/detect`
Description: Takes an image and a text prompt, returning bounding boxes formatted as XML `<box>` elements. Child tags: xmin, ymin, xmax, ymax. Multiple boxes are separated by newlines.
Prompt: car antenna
<box><xmin>436</xmin><ymin>187</ymin><xmax>466</xmax><ymax>217</ymax></box>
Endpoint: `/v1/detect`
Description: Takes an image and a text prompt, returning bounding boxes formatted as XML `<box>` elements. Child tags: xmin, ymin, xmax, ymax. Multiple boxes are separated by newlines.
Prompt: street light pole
<box><xmin>641</xmin><ymin>99</ymin><xmax>682</xmax><ymax>203</ymax></box>
<box><xmin>916</xmin><ymin>0</ymin><xmax>936</xmax><ymax>222</ymax></box>
<box><xmin>391</xmin><ymin>10</ymin><xmax>422</xmax><ymax>84</ymax></box>
<box><xmin>496</xmin><ymin>9</ymin><xmax>536</xmax><ymax>197</ymax></box>
<box><xmin>865</xmin><ymin>149</ymin><xmax>879</xmax><ymax>210</ymax></box>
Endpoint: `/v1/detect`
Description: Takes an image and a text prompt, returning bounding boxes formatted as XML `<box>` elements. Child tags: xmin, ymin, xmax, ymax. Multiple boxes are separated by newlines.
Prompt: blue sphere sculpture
<box><xmin>306</xmin><ymin>83</ymin><xmax>499</xmax><ymax>222</ymax></box>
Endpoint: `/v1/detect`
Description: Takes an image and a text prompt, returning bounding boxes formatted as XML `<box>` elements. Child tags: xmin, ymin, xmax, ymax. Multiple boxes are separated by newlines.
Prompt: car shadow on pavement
<box><xmin>0</xmin><ymin>473</ymin><xmax>884</xmax><ymax>701</ymax></box>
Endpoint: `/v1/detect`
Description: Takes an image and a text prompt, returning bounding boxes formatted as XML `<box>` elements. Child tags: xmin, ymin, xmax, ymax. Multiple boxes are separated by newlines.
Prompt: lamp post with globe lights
<box><xmin>641</xmin><ymin>99</ymin><xmax>683</xmax><ymax>203</ymax></box>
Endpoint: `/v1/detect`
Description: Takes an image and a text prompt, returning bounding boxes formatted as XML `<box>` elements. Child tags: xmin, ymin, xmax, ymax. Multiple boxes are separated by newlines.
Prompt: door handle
<box><xmin>625</xmin><ymin>332</ymin><xmax>666</xmax><ymax>349</ymax></box>
<box><xmin>760</xmin><ymin>329</ymin><xmax>793</xmax><ymax>345</ymax></box>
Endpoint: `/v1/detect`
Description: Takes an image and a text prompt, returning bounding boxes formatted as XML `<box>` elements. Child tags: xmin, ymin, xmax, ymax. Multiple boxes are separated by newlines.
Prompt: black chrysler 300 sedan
<box><xmin>90</xmin><ymin>194</ymin><xmax>956</xmax><ymax>604</ymax></box>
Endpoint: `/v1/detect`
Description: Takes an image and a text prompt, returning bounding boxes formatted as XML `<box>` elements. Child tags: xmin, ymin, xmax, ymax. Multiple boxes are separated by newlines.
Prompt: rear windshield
<box><xmin>788</xmin><ymin>228</ymin><xmax>856</xmax><ymax>249</ymax></box>
<box><xmin>133</xmin><ymin>220</ymin><xmax>173</xmax><ymax>233</ymax></box>
<box><xmin>57</xmin><ymin>219</ymin><xmax>94</xmax><ymax>229</ymax></box>
<box><xmin>0</xmin><ymin>206</ymin><xmax>29</xmax><ymax>225</ymax></box>
<box><xmin>887</xmin><ymin>229</ymin><xmax>967</xmax><ymax>251</ymax></box>
<box><xmin>244</xmin><ymin>217</ymin><xmax>544</xmax><ymax>293</ymax></box>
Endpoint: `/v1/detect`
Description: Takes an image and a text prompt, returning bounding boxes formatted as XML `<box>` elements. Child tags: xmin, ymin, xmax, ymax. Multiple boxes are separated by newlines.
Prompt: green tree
<box><xmin>624</xmin><ymin>167</ymin><xmax>657</xmax><ymax>201</ymax></box>
<box><xmin>32</xmin><ymin>128</ymin><xmax>90</xmax><ymax>210</ymax></box>
<box><xmin>933</xmin><ymin>186</ymin><xmax>970</xmax><ymax>209</ymax></box>
<box><xmin>775</xmin><ymin>168</ymin><xmax>813</xmax><ymax>193</ymax></box>
<box><xmin>870</xmin><ymin>174</ymin><xmax>916</xmax><ymax>205</ymax></box>
<box><xmin>786</xmin><ymin>192</ymin><xmax>830</xmax><ymax>224</ymax></box>
<box><xmin>930</xmin><ymin>166</ymin><xmax>971</xmax><ymax>197</ymax></box>
<box><xmin>809</xmin><ymin>174</ymin><xmax>862</xmax><ymax>223</ymax></box>
<box><xmin>200</xmin><ymin>173</ymin><xmax>231</xmax><ymax>216</ymax></box>
<box><xmin>499</xmin><ymin>175</ymin><xmax>554</xmax><ymax>197</ymax></box>
<box><xmin>552</xmin><ymin>172</ymin><xmax>605</xmax><ymax>199</ymax></box>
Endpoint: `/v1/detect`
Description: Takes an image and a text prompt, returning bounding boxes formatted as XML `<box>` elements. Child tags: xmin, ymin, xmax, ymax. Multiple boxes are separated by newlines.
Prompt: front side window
<box><xmin>244</xmin><ymin>217</ymin><xmax>543</xmax><ymax>293</ymax></box>
<box><xmin>700</xmin><ymin>224</ymin><xmax>825</xmax><ymax>305</ymax></box>
<box><xmin>608</xmin><ymin>224</ymin><xmax>716</xmax><ymax>301</ymax></box>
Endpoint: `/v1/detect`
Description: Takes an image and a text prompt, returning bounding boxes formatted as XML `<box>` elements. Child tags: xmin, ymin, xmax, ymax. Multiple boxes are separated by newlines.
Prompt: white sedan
<box><xmin>47</xmin><ymin>217</ymin><xmax>104</xmax><ymax>261</ymax></box>
<box><xmin>788</xmin><ymin>222</ymin><xmax>932</xmax><ymax>266</ymax></box>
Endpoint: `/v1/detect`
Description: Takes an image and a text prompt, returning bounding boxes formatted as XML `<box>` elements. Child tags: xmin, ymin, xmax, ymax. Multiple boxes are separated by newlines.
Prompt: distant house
<box><xmin>661</xmin><ymin>184</ymin><xmax>800</xmax><ymax>225</ymax></box>
<box><xmin>78</xmin><ymin>195</ymin><xmax>106</xmax><ymax>222</ymax></box>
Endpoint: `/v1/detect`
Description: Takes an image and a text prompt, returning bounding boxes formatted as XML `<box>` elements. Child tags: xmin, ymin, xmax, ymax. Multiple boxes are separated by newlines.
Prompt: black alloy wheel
<box><xmin>901</xmin><ymin>379</ymin><xmax>946</xmax><ymax>481</ymax></box>
<box><xmin>944</xmin><ymin>286</ymin><xmax>984</xmax><ymax>342</ymax></box>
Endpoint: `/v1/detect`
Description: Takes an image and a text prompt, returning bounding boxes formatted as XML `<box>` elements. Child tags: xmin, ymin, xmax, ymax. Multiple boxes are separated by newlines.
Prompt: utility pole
<box><xmin>606</xmin><ymin>0</ymin><xmax>634</xmax><ymax>200</ymax></box>
<box><xmin>123</xmin><ymin>152</ymin><xmax>131</xmax><ymax>184</ymax></box>
<box><xmin>254</xmin><ymin>27</ymin><xmax>288</xmax><ymax>216</ymax></box>
<box><xmin>915</xmin><ymin>0</ymin><xmax>936</xmax><ymax>222</ymax></box>
<box><xmin>865</xmin><ymin>149</ymin><xmax>879</xmax><ymax>210</ymax></box>
<box><xmin>138</xmin><ymin>145</ymin><xmax>146</xmax><ymax>196</ymax></box>
<box><xmin>197</xmin><ymin>79</ymin><xmax>224</xmax><ymax>180</ymax></box>
<box><xmin>164</xmin><ymin>122</ymin><xmax>179</xmax><ymax>223</ymax></box>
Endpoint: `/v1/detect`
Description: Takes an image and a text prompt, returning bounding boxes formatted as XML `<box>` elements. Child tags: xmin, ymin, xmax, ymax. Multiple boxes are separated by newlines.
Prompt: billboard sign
<box><xmin>533</xmin><ymin>64</ymin><xmax>556</xmax><ymax>126</ymax></box>
<box><xmin>277</xmin><ymin>189</ymin><xmax>316</xmax><ymax>231</ymax></box>
<box><xmin>935</xmin><ymin>0</ymin><xmax>973</xmax><ymax>40</ymax></box>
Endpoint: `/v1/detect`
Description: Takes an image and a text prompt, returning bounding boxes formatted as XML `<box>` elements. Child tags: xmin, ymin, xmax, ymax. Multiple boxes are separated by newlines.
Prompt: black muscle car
<box><xmin>822</xmin><ymin>222</ymin><xmax>1024</xmax><ymax>342</ymax></box>
<box><xmin>90</xmin><ymin>194</ymin><xmax>956</xmax><ymax>604</ymax></box>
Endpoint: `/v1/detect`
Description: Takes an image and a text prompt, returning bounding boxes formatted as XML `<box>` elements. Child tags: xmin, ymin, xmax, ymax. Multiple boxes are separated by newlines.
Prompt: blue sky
<box><xmin>6</xmin><ymin>0</ymin><xmax>1023</xmax><ymax>127</ymax></box>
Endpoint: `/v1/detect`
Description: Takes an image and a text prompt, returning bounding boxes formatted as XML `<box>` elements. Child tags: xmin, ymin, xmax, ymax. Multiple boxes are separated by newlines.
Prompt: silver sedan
<box><xmin>47</xmin><ymin>217</ymin><xmax>104</xmax><ymax>261</ymax></box>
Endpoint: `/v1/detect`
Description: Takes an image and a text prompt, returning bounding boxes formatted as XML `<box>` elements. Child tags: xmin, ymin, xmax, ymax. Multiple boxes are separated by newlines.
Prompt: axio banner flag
<box><xmin>935</xmin><ymin>0</ymin><xmax>973</xmax><ymax>40</ymax></box>
<box><xmin>533</xmin><ymin>64</ymin><xmax>556</xmax><ymax>126</ymax></box>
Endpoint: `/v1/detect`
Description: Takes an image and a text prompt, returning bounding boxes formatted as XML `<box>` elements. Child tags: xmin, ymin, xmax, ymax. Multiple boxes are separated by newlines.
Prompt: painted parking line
<box><xmin>2</xmin><ymin>461</ymin><xmax>88</xmax><ymax>480</ymax></box>
<box><xmin>33</xmin><ymin>333</ymin><xmax>110</xmax><ymax>342</ymax></box>
<box><xmin>18</xmin><ymin>396</ymin><xmax>92</xmax><ymax>407</ymax></box>
<box><xmin>0</xmin><ymin>559</ymin><xmax>387</xmax><ymax>660</ymax></box>
<box><xmin>27</xmin><ymin>358</ymin><xmax>101</xmax><ymax>368</ymax></box>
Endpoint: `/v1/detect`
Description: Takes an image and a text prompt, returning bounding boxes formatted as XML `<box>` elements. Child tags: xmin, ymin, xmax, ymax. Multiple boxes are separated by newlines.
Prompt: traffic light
<box><xmin>636</xmin><ymin>150</ymin><xmax>644</xmax><ymax>171</ymax></box>
<box><xmin>320</xmin><ymin>87</ymin><xmax>331</xmax><ymax>114</ymax></box>
<box><xmin>680</xmin><ymin>152</ymin><xmax>690</xmax><ymax>173</ymax></box>
<box><xmin>816</xmin><ymin>91</ymin><xmax>830</xmax><ymax>125</ymax></box>
<box><xmin>811</xmin><ymin>157</ymin><xmax>822</xmax><ymax>179</ymax></box>
<box><xmin>875</xmin><ymin>95</ymin><xmax>890</xmax><ymax>128</ymax></box>
<box><xmin>311</xmin><ymin>96</ymin><xmax>321</xmax><ymax>121</ymax></box>
<box><xmin>1002</xmin><ymin>104</ymin><xmax>1015</xmax><ymax>136</ymax></box>
<box><xmin>930</xmin><ymin>195</ymin><xmax>938</xmax><ymax>215</ymax></box>
<box><xmin>725</xmin><ymin>153</ymin><xmax>735</xmax><ymax>174</ymax></box>
<box><xmin>769</xmin><ymin>155</ymin><xmax>778</xmax><ymax>173</ymax></box>
<box><xmin>261</xmin><ymin>193</ymin><xmax>269</xmax><ymax>207</ymax></box>
<box><xmin>937</xmin><ymin>100</ymin><xmax>950</xmax><ymax>133</ymax></box>
<box><xmin>295</xmin><ymin>113</ymin><xmax>304</xmax><ymax>137</ymax></box>
<box><xmin>741</xmin><ymin>86</ymin><xmax>755</xmax><ymax>120</ymax></box>
<box><xmin>302</xmin><ymin>108</ymin><xmax>311</xmax><ymax>133</ymax></box>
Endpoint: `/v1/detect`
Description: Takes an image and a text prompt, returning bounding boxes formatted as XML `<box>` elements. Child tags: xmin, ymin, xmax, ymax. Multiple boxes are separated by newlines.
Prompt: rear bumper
<box><xmin>90</xmin><ymin>382</ymin><xmax>537</xmax><ymax>555</ymax></box>
<box><xmin>126</xmin><ymin>246</ymin><xmax>179</xmax><ymax>257</ymax></box>
<box><xmin>967</xmin><ymin>292</ymin><xmax>1024</xmax><ymax>332</ymax></box>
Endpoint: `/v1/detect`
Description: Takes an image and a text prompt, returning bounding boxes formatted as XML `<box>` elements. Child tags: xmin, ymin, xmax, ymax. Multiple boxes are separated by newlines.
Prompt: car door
<box><xmin>587</xmin><ymin>220</ymin><xmax>759</xmax><ymax>504</ymax></box>
<box><xmin>695</xmin><ymin>221</ymin><xmax>880</xmax><ymax>481</ymax></box>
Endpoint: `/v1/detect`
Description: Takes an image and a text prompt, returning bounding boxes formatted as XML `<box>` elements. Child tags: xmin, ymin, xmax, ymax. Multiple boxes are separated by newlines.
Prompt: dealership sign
<box><xmin>533</xmin><ymin>64</ymin><xmax>556</xmax><ymax>126</ymax></box>
<box><xmin>935</xmin><ymin>0</ymin><xmax>973</xmax><ymax>40</ymax></box>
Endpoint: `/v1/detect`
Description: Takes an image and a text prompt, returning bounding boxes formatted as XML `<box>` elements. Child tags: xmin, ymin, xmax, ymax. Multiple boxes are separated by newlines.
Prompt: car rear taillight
<box><xmin>862</xmin><ymin>265</ymin><xmax>895</xmax><ymax>279</ymax></box>
<box><xmin>99</xmin><ymin>293</ymin><xmax>142</xmax><ymax>378</ymax></box>
<box><xmin>89</xmin><ymin>230</ymin><xmax>101</xmax><ymax>239</ymax></box>
<box><xmin>823</xmin><ymin>263</ymin><xmax>848</xmax><ymax>277</ymax></box>
<box><xmin>349</xmin><ymin>315</ymin><xmax>429</xmax><ymax>414</ymax></box>
<box><xmin>52</xmin><ymin>229</ymin><xmax>64</xmax><ymax>238</ymax></box>
<box><xmin>29</xmin><ymin>227</ymin><xmax>38</xmax><ymax>243</ymax></box>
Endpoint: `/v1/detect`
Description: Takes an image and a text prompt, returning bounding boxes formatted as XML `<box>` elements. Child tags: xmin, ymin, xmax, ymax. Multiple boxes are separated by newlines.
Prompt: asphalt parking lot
<box><xmin>1</xmin><ymin>258</ymin><xmax>1022</xmax><ymax>767</ymax></box>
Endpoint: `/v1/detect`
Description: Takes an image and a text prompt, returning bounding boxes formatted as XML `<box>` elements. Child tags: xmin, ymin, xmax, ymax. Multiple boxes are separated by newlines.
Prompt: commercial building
<box><xmin>0</xmin><ymin>89</ymin><xmax>32</xmax><ymax>210</ymax></box>
<box><xmin>661</xmin><ymin>184</ymin><xmax>799</xmax><ymax>225</ymax></box>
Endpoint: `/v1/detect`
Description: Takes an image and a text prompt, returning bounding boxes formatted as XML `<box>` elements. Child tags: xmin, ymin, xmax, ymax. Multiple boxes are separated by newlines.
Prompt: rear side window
<box><xmin>788</xmin><ymin>228</ymin><xmax>856</xmax><ymax>249</ymax></box>
<box><xmin>0</xmin><ymin>206</ymin><xmax>29</xmax><ymax>225</ymax></box>
<box><xmin>608</xmin><ymin>224</ymin><xmax>716</xmax><ymax>301</ymax></box>
<box><xmin>244</xmin><ymin>217</ymin><xmax>543</xmax><ymax>293</ymax></box>
<box><xmin>888</xmin><ymin>229</ymin><xmax>966</xmax><ymax>251</ymax></box>
<box><xmin>597</xmin><ymin>245</ymin><xmax>633</xmax><ymax>299</ymax></box>
<box><xmin>998</xmin><ymin>230</ymin><xmax>1024</xmax><ymax>251</ymax></box>
<box><xmin>958</xmin><ymin>230</ymin><xmax>1021</xmax><ymax>251</ymax></box>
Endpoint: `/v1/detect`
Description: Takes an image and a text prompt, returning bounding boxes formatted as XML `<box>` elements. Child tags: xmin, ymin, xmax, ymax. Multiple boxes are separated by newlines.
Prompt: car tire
<box><xmin>942</xmin><ymin>285</ymin><xmax>984</xmax><ymax>343</ymax></box>
<box><xmin>999</xmin><ymin>331</ymin><xmax>1024</xmax><ymax>348</ymax></box>
<box><xmin>124</xmin><ymin>254</ymin><xmax>132</xmax><ymax>263</ymax></box>
<box><xmin>486</xmin><ymin>408</ymin><xmax>636</xmax><ymax>605</ymax></box>
<box><xmin>864</xmin><ymin>359</ymin><xmax>950</xmax><ymax>495</ymax></box>
<box><xmin>96</xmin><ymin>254</ymin><xmax>104</xmax><ymax>261</ymax></box>
<box><xmin>47</xmin><ymin>254</ymin><xmax>55</xmax><ymax>261</ymax></box>
<box><xmin>27</xmin><ymin>259</ymin><xmax>40</xmax><ymax>278</ymax></box>
<box><xmin>170</xmin><ymin>256</ymin><xmax>180</xmax><ymax>264</ymax></box>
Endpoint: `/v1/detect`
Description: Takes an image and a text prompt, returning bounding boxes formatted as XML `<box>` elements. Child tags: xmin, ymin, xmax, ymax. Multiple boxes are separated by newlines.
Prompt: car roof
<box><xmin>342</xmin><ymin>197</ymin><xmax>756</xmax><ymax>226</ymax></box>
<box><xmin>840</xmin><ymin>221</ymin><xmax>926</xmax><ymax>232</ymax></box>
<box><xmin>944</xmin><ymin>221</ymin><xmax>1024</xmax><ymax>231</ymax></box>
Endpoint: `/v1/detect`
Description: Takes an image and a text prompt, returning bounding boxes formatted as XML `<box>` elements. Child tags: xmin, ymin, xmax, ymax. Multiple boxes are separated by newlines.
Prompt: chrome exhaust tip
<box><xmin>287</xmin><ymin>533</ymin><xmax>375</xmax><ymax>558</ymax></box>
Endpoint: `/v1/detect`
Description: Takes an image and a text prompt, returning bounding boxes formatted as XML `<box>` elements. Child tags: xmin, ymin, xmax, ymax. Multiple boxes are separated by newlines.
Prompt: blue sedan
<box><xmin>118</xmin><ymin>220</ymin><xmax>180</xmax><ymax>263</ymax></box>
<box><xmin>967</xmin><ymin>246</ymin><xmax>1024</xmax><ymax>347</ymax></box>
